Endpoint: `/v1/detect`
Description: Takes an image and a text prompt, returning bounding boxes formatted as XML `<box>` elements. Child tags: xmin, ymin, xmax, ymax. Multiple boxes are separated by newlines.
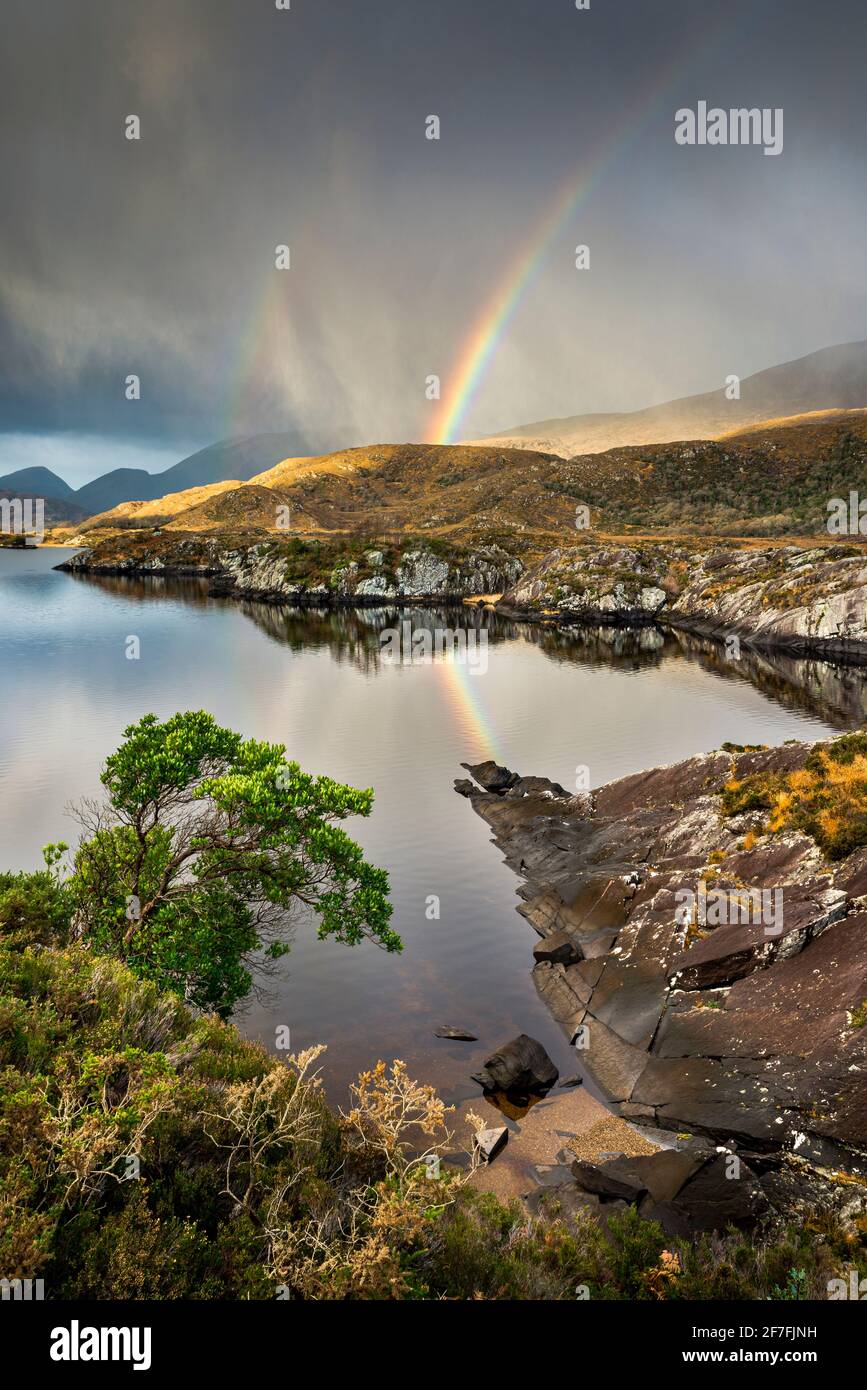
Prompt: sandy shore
<box><xmin>457</xmin><ymin>1086</ymin><xmax>659</xmax><ymax>1204</ymax></box>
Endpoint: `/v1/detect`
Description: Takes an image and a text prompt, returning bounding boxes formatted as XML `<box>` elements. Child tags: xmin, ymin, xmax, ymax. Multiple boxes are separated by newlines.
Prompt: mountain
<box><xmin>0</xmin><ymin>466</ymin><xmax>75</xmax><ymax>500</ymax></box>
<box><xmin>1</xmin><ymin>432</ymin><xmax>324</xmax><ymax>520</ymax></box>
<box><xmin>71</xmin><ymin>432</ymin><xmax>313</xmax><ymax>513</ymax></box>
<box><xmin>156</xmin><ymin>433</ymin><xmax>315</xmax><ymax>493</ymax></box>
<box><xmin>58</xmin><ymin>414</ymin><xmax>867</xmax><ymax>548</ymax></box>
<box><xmin>477</xmin><ymin>341</ymin><xmax>867</xmax><ymax>457</ymax></box>
<box><xmin>60</xmin><ymin>443</ymin><xmax>580</xmax><ymax>548</ymax></box>
<box><xmin>73</xmin><ymin>468</ymin><xmax>167</xmax><ymax>513</ymax></box>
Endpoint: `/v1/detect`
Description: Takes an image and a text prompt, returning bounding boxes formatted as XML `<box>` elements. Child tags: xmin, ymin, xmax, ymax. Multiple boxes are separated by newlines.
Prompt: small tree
<box><xmin>69</xmin><ymin>711</ymin><xmax>399</xmax><ymax>1013</ymax></box>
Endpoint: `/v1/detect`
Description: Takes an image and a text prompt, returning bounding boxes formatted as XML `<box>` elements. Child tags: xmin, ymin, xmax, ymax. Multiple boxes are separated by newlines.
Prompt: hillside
<box><xmin>59</xmin><ymin>443</ymin><xmax>587</xmax><ymax>548</ymax></box>
<box><xmin>557</xmin><ymin>413</ymin><xmax>867</xmax><ymax>536</ymax></box>
<box><xmin>57</xmin><ymin>416</ymin><xmax>867</xmax><ymax>550</ymax></box>
<box><xmin>479</xmin><ymin>341</ymin><xmax>867</xmax><ymax>457</ymax></box>
<box><xmin>73</xmin><ymin>479</ymin><xmax>242</xmax><ymax>532</ymax></box>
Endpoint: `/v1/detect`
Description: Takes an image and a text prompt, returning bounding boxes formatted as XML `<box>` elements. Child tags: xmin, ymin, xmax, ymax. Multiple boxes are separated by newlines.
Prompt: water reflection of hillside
<box><xmin>70</xmin><ymin>570</ymin><xmax>867</xmax><ymax>731</ymax></box>
<box><xmin>238</xmin><ymin>603</ymin><xmax>867</xmax><ymax>730</ymax></box>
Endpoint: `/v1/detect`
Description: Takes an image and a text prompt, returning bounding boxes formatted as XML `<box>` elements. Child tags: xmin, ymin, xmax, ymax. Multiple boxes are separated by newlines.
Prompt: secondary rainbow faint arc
<box><xmin>427</xmin><ymin>16</ymin><xmax>729</xmax><ymax>448</ymax></box>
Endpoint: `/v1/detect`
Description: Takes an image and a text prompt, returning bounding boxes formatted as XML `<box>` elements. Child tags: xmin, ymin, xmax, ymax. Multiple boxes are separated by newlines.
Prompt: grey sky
<box><xmin>2</xmin><ymin>0</ymin><xmax>866</xmax><ymax>484</ymax></box>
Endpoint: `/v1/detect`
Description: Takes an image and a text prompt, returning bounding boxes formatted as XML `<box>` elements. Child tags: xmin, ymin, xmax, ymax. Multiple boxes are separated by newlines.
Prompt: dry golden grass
<box><xmin>718</xmin><ymin>408</ymin><xmax>867</xmax><ymax>441</ymax></box>
<box><xmin>73</xmin><ymin>479</ymin><xmax>242</xmax><ymax>532</ymax></box>
<box><xmin>723</xmin><ymin>734</ymin><xmax>867</xmax><ymax>860</ymax></box>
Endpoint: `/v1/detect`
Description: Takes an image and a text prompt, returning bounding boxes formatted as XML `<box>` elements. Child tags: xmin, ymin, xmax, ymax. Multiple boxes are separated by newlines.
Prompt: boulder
<box><xmin>460</xmin><ymin>760</ymin><xmax>519</xmax><ymax>793</ymax></box>
<box><xmin>533</xmin><ymin>929</ymin><xmax>581</xmax><ymax>966</ymax></box>
<box><xmin>434</xmin><ymin>1025</ymin><xmax>478</xmax><ymax>1041</ymax></box>
<box><xmin>471</xmin><ymin>1033</ymin><xmax>559</xmax><ymax>1096</ymax></box>
<box><xmin>571</xmin><ymin>1149</ymin><xmax>706</xmax><ymax>1206</ymax></box>
<box><xmin>641</xmin><ymin>1153</ymin><xmax>770</xmax><ymax>1235</ymax></box>
<box><xmin>474</xmin><ymin>1126</ymin><xmax>509</xmax><ymax>1164</ymax></box>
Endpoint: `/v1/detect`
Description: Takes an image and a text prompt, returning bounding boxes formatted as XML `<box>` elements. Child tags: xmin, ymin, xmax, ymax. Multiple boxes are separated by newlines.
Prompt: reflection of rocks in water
<box><xmin>482</xmin><ymin>1090</ymin><xmax>544</xmax><ymax>1121</ymax></box>
<box><xmin>67</xmin><ymin>570</ymin><xmax>867</xmax><ymax>730</ymax></box>
<box><xmin>235</xmin><ymin>603</ymin><xmax>509</xmax><ymax>676</ymax></box>
<box><xmin>671</xmin><ymin>630</ymin><xmax>867</xmax><ymax>730</ymax></box>
<box><xmin>534</xmin><ymin>622</ymin><xmax>667</xmax><ymax>669</ymax></box>
<box><xmin>65</xmin><ymin>571</ymin><xmax>214</xmax><ymax>608</ymax></box>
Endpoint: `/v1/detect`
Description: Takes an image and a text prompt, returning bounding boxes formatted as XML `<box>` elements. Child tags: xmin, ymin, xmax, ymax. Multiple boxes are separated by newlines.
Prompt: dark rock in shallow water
<box><xmin>532</xmin><ymin>929</ymin><xmax>582</xmax><ymax>966</ymax></box>
<box><xmin>453</xmin><ymin>778</ymin><xmax>477</xmax><ymax>798</ymax></box>
<box><xmin>471</xmin><ymin>1033</ymin><xmax>559</xmax><ymax>1096</ymax></box>
<box><xmin>434</xmin><ymin>1025</ymin><xmax>478</xmax><ymax>1041</ymax></box>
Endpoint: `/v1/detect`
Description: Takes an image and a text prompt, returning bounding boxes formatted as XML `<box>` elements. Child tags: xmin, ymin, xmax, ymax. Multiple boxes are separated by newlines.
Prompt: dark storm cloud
<box><xmin>1</xmin><ymin>0</ymin><xmax>866</xmax><ymax>457</ymax></box>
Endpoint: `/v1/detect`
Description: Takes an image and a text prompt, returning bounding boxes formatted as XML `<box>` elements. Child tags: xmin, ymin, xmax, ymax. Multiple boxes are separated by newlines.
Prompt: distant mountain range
<box><xmin>0</xmin><ymin>432</ymin><xmax>316</xmax><ymax>522</ymax></box>
<box><xmin>475</xmin><ymin>341</ymin><xmax>867</xmax><ymax>457</ymax></box>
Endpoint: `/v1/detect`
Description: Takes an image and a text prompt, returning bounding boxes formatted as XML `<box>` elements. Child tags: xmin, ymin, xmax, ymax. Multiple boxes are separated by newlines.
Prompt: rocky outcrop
<box><xmin>58</xmin><ymin>535</ymin><xmax>225</xmax><ymax>577</ymax></box>
<box><xmin>456</xmin><ymin>739</ymin><xmax>867</xmax><ymax>1210</ymax></box>
<box><xmin>58</xmin><ymin>536</ymin><xmax>522</xmax><ymax>606</ymax></box>
<box><xmin>499</xmin><ymin>541</ymin><xmax>867</xmax><ymax>663</ymax></box>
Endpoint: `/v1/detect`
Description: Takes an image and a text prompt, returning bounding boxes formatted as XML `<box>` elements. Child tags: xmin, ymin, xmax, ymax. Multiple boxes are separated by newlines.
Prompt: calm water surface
<box><xmin>2</xmin><ymin>547</ymin><xmax>865</xmax><ymax>1106</ymax></box>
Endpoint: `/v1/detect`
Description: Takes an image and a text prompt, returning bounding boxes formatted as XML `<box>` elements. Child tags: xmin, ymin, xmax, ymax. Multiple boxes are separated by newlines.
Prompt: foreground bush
<box><xmin>65</xmin><ymin>710</ymin><xmax>400</xmax><ymax>1015</ymax></box>
<box><xmin>0</xmin><ymin>871</ymin><xmax>863</xmax><ymax>1300</ymax></box>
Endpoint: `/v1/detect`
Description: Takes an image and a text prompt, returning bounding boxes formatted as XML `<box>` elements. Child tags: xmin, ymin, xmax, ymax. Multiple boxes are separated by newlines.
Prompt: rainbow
<box><xmin>427</xmin><ymin>15</ymin><xmax>729</xmax><ymax>447</ymax></box>
<box><xmin>437</xmin><ymin>648</ymin><xmax>502</xmax><ymax>763</ymax></box>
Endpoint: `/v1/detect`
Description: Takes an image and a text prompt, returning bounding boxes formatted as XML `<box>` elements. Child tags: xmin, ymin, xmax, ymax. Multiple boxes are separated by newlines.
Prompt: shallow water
<box><xmin>1</xmin><ymin>546</ymin><xmax>864</xmax><ymax>1107</ymax></box>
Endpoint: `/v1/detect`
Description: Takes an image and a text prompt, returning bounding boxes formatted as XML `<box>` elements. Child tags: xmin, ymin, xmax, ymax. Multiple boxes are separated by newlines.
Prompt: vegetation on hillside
<box><xmin>722</xmin><ymin>731</ymin><xmax>867</xmax><ymax>859</ymax></box>
<box><xmin>559</xmin><ymin>420</ymin><xmax>867</xmax><ymax>537</ymax></box>
<box><xmin>53</xmin><ymin>418</ymin><xmax>867</xmax><ymax>554</ymax></box>
<box><xmin>1</xmin><ymin>875</ymin><xmax>863</xmax><ymax>1299</ymax></box>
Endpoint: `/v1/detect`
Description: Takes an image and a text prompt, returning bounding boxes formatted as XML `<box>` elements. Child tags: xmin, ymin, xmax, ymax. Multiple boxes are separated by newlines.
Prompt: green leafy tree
<box><xmin>69</xmin><ymin>711</ymin><xmax>399</xmax><ymax>1014</ymax></box>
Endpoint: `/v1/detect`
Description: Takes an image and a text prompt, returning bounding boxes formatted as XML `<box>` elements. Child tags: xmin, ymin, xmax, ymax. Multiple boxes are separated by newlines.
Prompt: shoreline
<box><xmin>498</xmin><ymin>599</ymin><xmax>867</xmax><ymax>666</ymax></box>
<box><xmin>56</xmin><ymin>550</ymin><xmax>867</xmax><ymax>664</ymax></box>
<box><xmin>454</xmin><ymin>742</ymin><xmax>867</xmax><ymax>1222</ymax></box>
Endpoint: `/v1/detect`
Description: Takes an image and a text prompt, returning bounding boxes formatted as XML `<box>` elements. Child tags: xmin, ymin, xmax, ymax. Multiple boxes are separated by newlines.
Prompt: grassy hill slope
<box><xmin>55</xmin><ymin>414</ymin><xmax>867</xmax><ymax>556</ymax></box>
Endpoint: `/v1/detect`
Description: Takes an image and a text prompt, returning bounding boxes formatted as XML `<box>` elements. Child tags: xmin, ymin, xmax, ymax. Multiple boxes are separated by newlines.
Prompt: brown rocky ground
<box><xmin>455</xmin><ymin>737</ymin><xmax>867</xmax><ymax>1228</ymax></box>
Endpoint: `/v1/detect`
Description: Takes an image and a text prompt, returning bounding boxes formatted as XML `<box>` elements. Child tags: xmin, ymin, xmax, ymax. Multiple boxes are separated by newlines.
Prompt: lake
<box><xmin>2</xmin><ymin>545</ymin><xmax>865</xmax><ymax>1108</ymax></box>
